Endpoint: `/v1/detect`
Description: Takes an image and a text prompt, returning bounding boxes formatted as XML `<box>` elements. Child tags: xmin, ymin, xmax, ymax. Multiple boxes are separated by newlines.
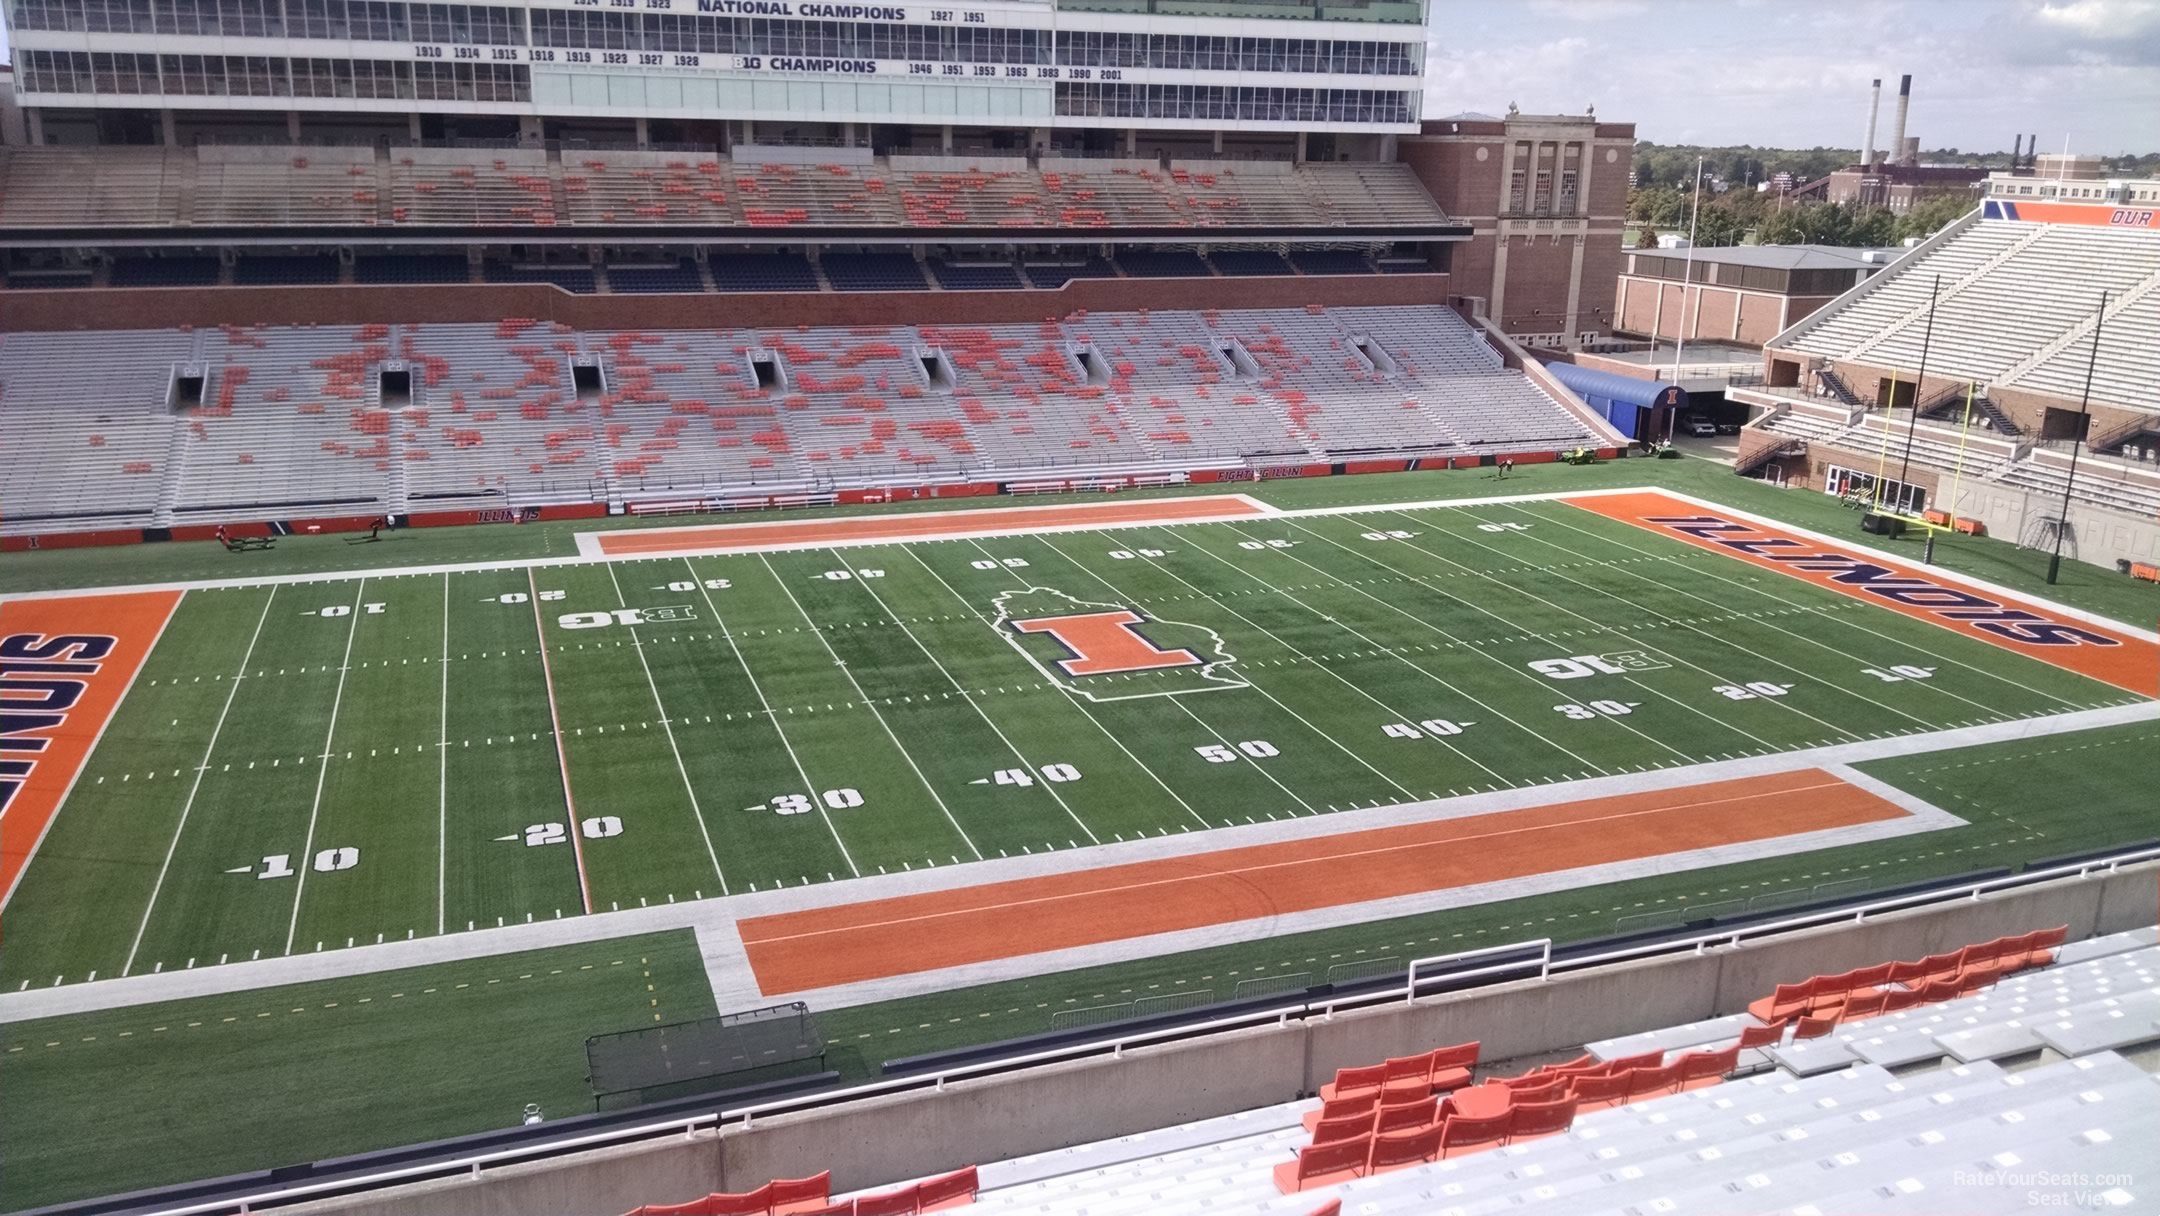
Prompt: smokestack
<box><xmin>1863</xmin><ymin>78</ymin><xmax>1882</xmax><ymax>170</ymax></box>
<box><xmin>1889</xmin><ymin>74</ymin><xmax>1912</xmax><ymax>170</ymax></box>
<box><xmin>2027</xmin><ymin>134</ymin><xmax>2039</xmax><ymax>170</ymax></box>
<box><xmin>2011</xmin><ymin>134</ymin><xmax>2025</xmax><ymax>170</ymax></box>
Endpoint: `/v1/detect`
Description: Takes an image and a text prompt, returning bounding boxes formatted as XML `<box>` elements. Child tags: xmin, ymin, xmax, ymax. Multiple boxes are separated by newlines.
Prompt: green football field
<box><xmin>2</xmin><ymin>489</ymin><xmax>2144</xmax><ymax>993</ymax></box>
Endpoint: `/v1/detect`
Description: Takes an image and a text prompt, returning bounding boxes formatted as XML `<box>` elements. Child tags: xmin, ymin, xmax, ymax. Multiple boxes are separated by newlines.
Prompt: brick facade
<box><xmin>1401</xmin><ymin>113</ymin><xmax>1634</xmax><ymax>349</ymax></box>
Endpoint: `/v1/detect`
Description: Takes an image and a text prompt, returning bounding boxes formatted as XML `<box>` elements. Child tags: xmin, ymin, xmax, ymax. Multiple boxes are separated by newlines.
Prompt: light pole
<box><xmin>2047</xmin><ymin>290</ymin><xmax>2109</xmax><ymax>585</ymax></box>
<box><xmin>1667</xmin><ymin>156</ymin><xmax>1705</xmax><ymax>388</ymax></box>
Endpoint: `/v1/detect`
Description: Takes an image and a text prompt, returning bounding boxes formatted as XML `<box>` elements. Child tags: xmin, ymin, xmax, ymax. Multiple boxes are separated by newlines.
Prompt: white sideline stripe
<box><xmin>0</xmin><ymin>592</ymin><xmax>183</xmax><ymax>913</ymax></box>
<box><xmin>436</xmin><ymin>572</ymin><xmax>450</xmax><ymax>937</ymax></box>
<box><xmin>121</xmin><ymin>588</ymin><xmax>274</xmax><ymax>975</ymax></box>
<box><xmin>565</xmin><ymin>493</ymin><xmax>1281</xmax><ymax>559</ymax></box>
<box><xmin>10</xmin><ymin>698</ymin><xmax>2148</xmax><ymax>1027</ymax></box>
<box><xmin>0</xmin><ymin>487</ymin><xmax>1635</xmax><ymax>603</ymax></box>
<box><xmin>283</xmin><ymin>579</ymin><xmax>366</xmax><ymax>956</ymax></box>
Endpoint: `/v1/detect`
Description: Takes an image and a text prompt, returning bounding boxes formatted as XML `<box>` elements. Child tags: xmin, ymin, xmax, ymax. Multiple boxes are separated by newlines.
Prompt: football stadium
<box><xmin>1</xmin><ymin>3</ymin><xmax>2158</xmax><ymax>1213</ymax></box>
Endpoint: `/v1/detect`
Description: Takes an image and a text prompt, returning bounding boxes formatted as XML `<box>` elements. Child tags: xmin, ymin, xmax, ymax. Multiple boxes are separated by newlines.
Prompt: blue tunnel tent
<box><xmin>1543</xmin><ymin>362</ymin><xmax>1687</xmax><ymax>443</ymax></box>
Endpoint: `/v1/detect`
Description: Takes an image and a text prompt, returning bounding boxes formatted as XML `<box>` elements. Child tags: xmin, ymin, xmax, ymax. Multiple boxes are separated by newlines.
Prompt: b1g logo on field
<box><xmin>992</xmin><ymin>588</ymin><xmax>1245</xmax><ymax>702</ymax></box>
<box><xmin>557</xmin><ymin>604</ymin><xmax>696</xmax><ymax>630</ymax></box>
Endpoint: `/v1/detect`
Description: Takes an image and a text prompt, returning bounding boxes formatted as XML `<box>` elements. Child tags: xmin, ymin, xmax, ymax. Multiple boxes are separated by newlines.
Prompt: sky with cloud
<box><xmin>0</xmin><ymin>1</ymin><xmax>2153</xmax><ymax>152</ymax></box>
<box><xmin>1426</xmin><ymin>0</ymin><xmax>2160</xmax><ymax>152</ymax></box>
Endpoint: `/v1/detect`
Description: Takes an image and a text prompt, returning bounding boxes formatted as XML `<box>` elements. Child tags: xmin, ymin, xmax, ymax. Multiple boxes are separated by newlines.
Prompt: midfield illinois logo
<box><xmin>991</xmin><ymin>588</ymin><xmax>1245</xmax><ymax>701</ymax></box>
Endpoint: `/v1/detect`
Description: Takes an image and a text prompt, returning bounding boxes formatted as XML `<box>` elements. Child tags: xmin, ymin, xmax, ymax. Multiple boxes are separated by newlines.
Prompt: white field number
<box><xmin>1360</xmin><ymin>530</ymin><xmax>1416</xmax><ymax>541</ymax></box>
<box><xmin>1530</xmin><ymin>652</ymin><xmax>1660</xmax><ymax>680</ymax></box>
<box><xmin>1862</xmin><ymin>665</ymin><xmax>1937</xmax><ymax>682</ymax></box>
<box><xmin>1476</xmin><ymin>522</ymin><xmax>1530</xmax><ymax>533</ymax></box>
<box><xmin>991</xmin><ymin>763</ymin><xmax>1081</xmax><ymax>785</ymax></box>
<box><xmin>523</xmin><ymin>817</ymin><xmax>623</xmax><ymax>846</ymax></box>
<box><xmin>255</xmin><ymin>847</ymin><xmax>358</xmax><ymax>878</ymax></box>
<box><xmin>770</xmin><ymin>789</ymin><xmax>863</xmax><ymax>815</ymax></box>
<box><xmin>1107</xmin><ymin>548</ymin><xmax>1166</xmax><ymax>560</ymax></box>
<box><xmin>820</xmin><ymin>569</ymin><xmax>885</xmax><ymax>581</ymax></box>
<box><xmin>1196</xmin><ymin>740</ymin><xmax>1279</xmax><ymax>763</ymax></box>
<box><xmin>664</xmin><ymin>579</ymin><xmax>731</xmax><ymax>591</ymax></box>
<box><xmin>1713</xmin><ymin>682</ymin><xmax>1793</xmax><ymax>700</ymax></box>
<box><xmin>1383</xmin><ymin>719</ymin><xmax>1470</xmax><ymax>738</ymax></box>
<box><xmin>1238</xmin><ymin>539</ymin><xmax>1295</xmax><ymax>550</ymax></box>
<box><xmin>1556</xmin><ymin>701</ymin><xmax>1635</xmax><ymax>720</ymax></box>
<box><xmin>318</xmin><ymin>603</ymin><xmax>386</xmax><ymax>617</ymax></box>
<box><xmin>970</xmin><ymin>557</ymin><xmax>1030</xmax><ymax>569</ymax></box>
<box><xmin>491</xmin><ymin>590</ymin><xmax>565</xmax><ymax>604</ymax></box>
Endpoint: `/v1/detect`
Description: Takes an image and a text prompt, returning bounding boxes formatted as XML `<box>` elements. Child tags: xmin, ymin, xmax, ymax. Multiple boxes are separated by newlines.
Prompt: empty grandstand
<box><xmin>1736</xmin><ymin>200</ymin><xmax>2160</xmax><ymax>532</ymax></box>
<box><xmin>0</xmin><ymin>305</ymin><xmax>1612</xmax><ymax>536</ymax></box>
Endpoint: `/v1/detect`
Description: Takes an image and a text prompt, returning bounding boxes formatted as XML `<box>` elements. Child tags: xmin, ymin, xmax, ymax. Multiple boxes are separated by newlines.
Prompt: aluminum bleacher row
<box><xmin>1747</xmin><ymin>404</ymin><xmax>2160</xmax><ymax>518</ymax></box>
<box><xmin>1778</xmin><ymin>210</ymin><xmax>2160</xmax><ymax>427</ymax></box>
<box><xmin>0</xmin><ymin>146</ymin><xmax>1452</xmax><ymax>233</ymax></box>
<box><xmin>620</xmin><ymin>926</ymin><xmax>2159</xmax><ymax>1216</ymax></box>
<box><xmin>0</xmin><ymin>306</ymin><xmax>1600</xmax><ymax>534</ymax></box>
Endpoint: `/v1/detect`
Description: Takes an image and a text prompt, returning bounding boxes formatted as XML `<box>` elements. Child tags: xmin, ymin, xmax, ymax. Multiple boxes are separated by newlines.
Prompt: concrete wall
<box><xmin>286</xmin><ymin>862</ymin><xmax>2157</xmax><ymax>1216</ymax></box>
<box><xmin>0</xmin><ymin>272</ymin><xmax>1449</xmax><ymax>335</ymax></box>
<box><xmin>1947</xmin><ymin>478</ymin><xmax>2160</xmax><ymax>569</ymax></box>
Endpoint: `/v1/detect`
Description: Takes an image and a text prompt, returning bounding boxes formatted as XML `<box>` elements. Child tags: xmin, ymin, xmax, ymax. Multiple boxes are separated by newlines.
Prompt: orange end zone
<box><xmin>737</xmin><ymin>769</ymin><xmax>1906</xmax><ymax>995</ymax></box>
<box><xmin>1568</xmin><ymin>492</ymin><xmax>2160</xmax><ymax>696</ymax></box>
<box><xmin>594</xmin><ymin>496</ymin><xmax>1266</xmax><ymax>556</ymax></box>
<box><xmin>0</xmin><ymin>590</ymin><xmax>181</xmax><ymax>908</ymax></box>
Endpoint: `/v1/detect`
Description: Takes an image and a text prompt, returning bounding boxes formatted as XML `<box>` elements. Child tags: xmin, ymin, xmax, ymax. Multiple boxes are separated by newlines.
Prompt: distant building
<box><xmin>1821</xmin><ymin>163</ymin><xmax>1988</xmax><ymax>213</ymax></box>
<box><xmin>1614</xmin><ymin>244</ymin><xmax>1901</xmax><ymax>348</ymax></box>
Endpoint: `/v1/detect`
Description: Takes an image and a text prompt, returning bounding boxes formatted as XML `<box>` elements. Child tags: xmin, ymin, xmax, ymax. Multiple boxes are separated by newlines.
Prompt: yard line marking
<box><xmin>831</xmin><ymin>547</ymin><xmax>1101</xmax><ymax>845</ymax></box>
<box><xmin>437</xmin><ymin>572</ymin><xmax>450</xmax><ymax>936</ymax></box>
<box><xmin>526</xmin><ymin>569</ymin><xmax>593</xmax><ymax>915</ymax></box>
<box><xmin>283</xmin><ymin>579</ymin><xmax>365</xmax><ymax>956</ymax></box>
<box><xmin>1211</xmin><ymin>519</ymin><xmax>1602</xmax><ymax>779</ymax></box>
<box><xmin>1399</xmin><ymin>509</ymin><xmax>1863</xmax><ymax>746</ymax></box>
<box><xmin>604</xmin><ymin>561</ymin><xmax>729</xmax><ymax>895</ymax></box>
<box><xmin>1037</xmin><ymin>533</ymin><xmax>1416</xmax><ymax>801</ymax></box>
<box><xmin>122</xmin><ymin>589</ymin><xmax>268</xmax><ymax>975</ymax></box>
<box><xmin>920</xmin><ymin>543</ymin><xmax>1214</xmax><ymax>830</ymax></box>
<box><xmin>683</xmin><ymin>559</ymin><xmax>859</xmax><ymax>878</ymax></box>
<box><xmin>1462</xmin><ymin>503</ymin><xmax>1956</xmax><ymax>730</ymax></box>
<box><xmin>757</xmin><ymin>553</ymin><xmax>983</xmax><ymax>861</ymax></box>
<box><xmin>1278</xmin><ymin>518</ymin><xmax>1696</xmax><ymax>762</ymax></box>
<box><xmin>1512</xmin><ymin>502</ymin><xmax>2085</xmax><ymax>713</ymax></box>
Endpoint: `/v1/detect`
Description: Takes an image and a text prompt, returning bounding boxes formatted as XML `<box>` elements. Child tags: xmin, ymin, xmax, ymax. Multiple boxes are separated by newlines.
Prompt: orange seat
<box><xmin>1318</xmin><ymin>1063</ymin><xmax>1387</xmax><ymax>1104</ymax></box>
<box><xmin>1428</xmin><ymin>1040</ymin><xmax>1480</xmax><ymax>1093</ymax></box>
<box><xmin>1748</xmin><ymin>981</ymin><xmax>1814</xmax><ymax>1024</ymax></box>
<box><xmin>772</xmin><ymin>1172</ymin><xmax>833</xmax><ymax>1214</ymax></box>
<box><xmin>1379</xmin><ymin>1049</ymin><xmax>1437</xmax><ymax>1098</ymax></box>
<box><xmin>1375</xmin><ymin>1095</ymin><xmax>1438</xmax><ymax>1135</ymax></box>
<box><xmin>1506</xmin><ymin>1095</ymin><xmax>1579</xmax><ymax>1143</ymax></box>
<box><xmin>1367</xmin><ymin>1124</ymin><xmax>1444</xmax><ymax>1173</ymax></box>
<box><xmin>1848</xmin><ymin>962</ymin><xmax>1896</xmax><ymax>990</ymax></box>
<box><xmin>1793</xmin><ymin>1014</ymin><xmax>1840</xmax><ymax>1040</ymax></box>
<box><xmin>1566</xmin><ymin>1070</ymin><xmax>1630</xmax><ymax>1110</ymax></box>
<box><xmin>1883</xmin><ymin>986</ymin><xmax>1927</xmax><ymax>1014</ymax></box>
<box><xmin>1841</xmin><ymin>990</ymin><xmax>1889</xmax><ymax>1021</ymax></box>
<box><xmin>1604</xmin><ymin>1049</ymin><xmax>1664</xmax><ymax>1073</ymax></box>
<box><xmin>1675</xmin><ymin>1045</ymin><xmax>1740</xmax><ymax>1090</ymax></box>
<box><xmin>915</xmin><ymin>1166</ymin><xmax>978</xmax><ymax>1212</ymax></box>
<box><xmin>1735</xmin><ymin>1021</ymin><xmax>1787</xmax><ymax>1051</ymax></box>
<box><xmin>1917</xmin><ymin>976</ymin><xmax>1962</xmax><ymax>1003</ymax></box>
<box><xmin>2020</xmin><ymin>925</ymin><xmax>2069</xmax><ymax>970</ymax></box>
<box><xmin>1504</xmin><ymin>1078</ymin><xmax>1568</xmax><ymax>1105</ymax></box>
<box><xmin>1623</xmin><ymin>1060</ymin><xmax>1684</xmax><ymax>1101</ymax></box>
<box><xmin>1273</xmin><ymin>1136</ymin><xmax>1372</xmax><ymax>1193</ymax></box>
<box><xmin>1304</xmin><ymin>1200</ymin><xmax>1343</xmax><ymax>1216</ymax></box>
<box><xmin>1301</xmin><ymin>1093</ymin><xmax>1379</xmax><ymax>1133</ymax></box>
<box><xmin>1438</xmin><ymin>1110</ymin><xmax>1512</xmax><ymax>1158</ymax></box>
<box><xmin>1311</xmin><ymin>1110</ymin><xmax>1378</xmax><ymax>1146</ymax></box>
<box><xmin>854</xmin><ymin>1183</ymin><xmax>919</xmax><ymax>1216</ymax></box>
<box><xmin>707</xmin><ymin>1184</ymin><xmax>774</xmax><ymax>1216</ymax></box>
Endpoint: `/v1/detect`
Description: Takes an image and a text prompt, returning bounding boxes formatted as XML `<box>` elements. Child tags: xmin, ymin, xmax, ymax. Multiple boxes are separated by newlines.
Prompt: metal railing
<box><xmin>128</xmin><ymin>841</ymin><xmax>2160</xmax><ymax>1216</ymax></box>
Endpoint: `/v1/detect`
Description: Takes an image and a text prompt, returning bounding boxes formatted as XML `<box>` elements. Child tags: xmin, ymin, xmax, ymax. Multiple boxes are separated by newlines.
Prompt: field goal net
<box><xmin>585</xmin><ymin>1002</ymin><xmax>826</xmax><ymax>1109</ymax></box>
